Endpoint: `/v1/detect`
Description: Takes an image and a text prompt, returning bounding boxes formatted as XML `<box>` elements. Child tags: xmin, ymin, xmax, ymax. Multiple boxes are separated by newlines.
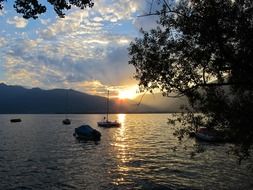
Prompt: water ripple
<box><xmin>0</xmin><ymin>114</ymin><xmax>251</xmax><ymax>190</ymax></box>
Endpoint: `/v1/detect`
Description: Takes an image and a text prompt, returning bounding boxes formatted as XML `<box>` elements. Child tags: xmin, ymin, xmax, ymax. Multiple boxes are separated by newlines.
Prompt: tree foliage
<box><xmin>129</xmin><ymin>0</ymin><xmax>253</xmax><ymax>161</ymax></box>
<box><xmin>0</xmin><ymin>0</ymin><xmax>94</xmax><ymax>19</ymax></box>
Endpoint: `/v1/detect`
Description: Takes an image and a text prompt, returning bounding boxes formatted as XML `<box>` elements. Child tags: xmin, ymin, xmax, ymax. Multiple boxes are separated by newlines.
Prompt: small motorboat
<box><xmin>97</xmin><ymin>120</ymin><xmax>121</xmax><ymax>128</ymax></box>
<box><xmin>10</xmin><ymin>118</ymin><xmax>22</xmax><ymax>123</ymax></box>
<box><xmin>73</xmin><ymin>125</ymin><xmax>101</xmax><ymax>141</ymax></box>
<box><xmin>62</xmin><ymin>118</ymin><xmax>71</xmax><ymax>125</ymax></box>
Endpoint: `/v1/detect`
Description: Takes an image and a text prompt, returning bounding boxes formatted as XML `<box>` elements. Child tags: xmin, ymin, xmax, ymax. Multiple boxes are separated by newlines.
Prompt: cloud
<box><xmin>93</xmin><ymin>16</ymin><xmax>103</xmax><ymax>22</ymax></box>
<box><xmin>39</xmin><ymin>0</ymin><xmax>145</xmax><ymax>39</ymax></box>
<box><xmin>3</xmin><ymin>36</ymin><xmax>136</xmax><ymax>95</ymax></box>
<box><xmin>1</xmin><ymin>0</ymin><xmax>147</xmax><ymax>95</ymax></box>
<box><xmin>74</xmin><ymin>80</ymin><xmax>109</xmax><ymax>95</ymax></box>
<box><xmin>6</xmin><ymin>16</ymin><xmax>28</xmax><ymax>28</ymax></box>
<box><xmin>0</xmin><ymin>9</ymin><xmax>7</xmax><ymax>16</ymax></box>
<box><xmin>39</xmin><ymin>18</ymin><xmax>51</xmax><ymax>25</ymax></box>
<box><xmin>0</xmin><ymin>37</ymin><xmax>6</xmax><ymax>48</ymax></box>
<box><xmin>131</xmin><ymin>0</ymin><xmax>163</xmax><ymax>31</ymax></box>
<box><xmin>96</xmin><ymin>0</ymin><xmax>142</xmax><ymax>21</ymax></box>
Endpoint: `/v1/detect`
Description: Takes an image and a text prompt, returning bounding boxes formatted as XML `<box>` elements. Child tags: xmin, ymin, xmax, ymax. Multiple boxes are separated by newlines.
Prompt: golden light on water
<box><xmin>117</xmin><ymin>114</ymin><xmax>126</xmax><ymax>127</ymax></box>
<box><xmin>116</xmin><ymin>114</ymin><xmax>126</xmax><ymax>149</ymax></box>
<box><xmin>111</xmin><ymin>114</ymin><xmax>131</xmax><ymax>185</ymax></box>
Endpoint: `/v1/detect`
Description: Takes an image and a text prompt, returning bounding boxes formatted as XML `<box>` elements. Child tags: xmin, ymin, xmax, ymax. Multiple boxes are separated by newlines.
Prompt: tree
<box><xmin>0</xmin><ymin>0</ymin><xmax>94</xmax><ymax>19</ymax></box>
<box><xmin>128</xmin><ymin>0</ymin><xmax>253</xmax><ymax>162</ymax></box>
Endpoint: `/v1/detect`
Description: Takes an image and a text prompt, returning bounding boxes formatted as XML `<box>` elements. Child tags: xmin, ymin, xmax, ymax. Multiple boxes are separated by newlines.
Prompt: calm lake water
<box><xmin>0</xmin><ymin>114</ymin><xmax>252</xmax><ymax>190</ymax></box>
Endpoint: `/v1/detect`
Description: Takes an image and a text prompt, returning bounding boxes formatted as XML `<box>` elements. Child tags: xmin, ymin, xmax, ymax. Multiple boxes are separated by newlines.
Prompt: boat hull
<box><xmin>10</xmin><ymin>118</ymin><xmax>22</xmax><ymax>123</ymax></box>
<box><xmin>195</xmin><ymin>132</ymin><xmax>217</xmax><ymax>142</ymax></box>
<box><xmin>74</xmin><ymin>125</ymin><xmax>101</xmax><ymax>141</ymax></box>
<box><xmin>97</xmin><ymin>121</ymin><xmax>121</xmax><ymax>128</ymax></box>
<box><xmin>194</xmin><ymin>127</ymin><xmax>224</xmax><ymax>142</ymax></box>
<box><xmin>62</xmin><ymin>119</ymin><xmax>71</xmax><ymax>125</ymax></box>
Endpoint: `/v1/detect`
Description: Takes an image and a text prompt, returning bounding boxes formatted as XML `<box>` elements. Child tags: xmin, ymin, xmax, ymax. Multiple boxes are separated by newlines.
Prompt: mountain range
<box><xmin>0</xmin><ymin>83</ymin><xmax>187</xmax><ymax>114</ymax></box>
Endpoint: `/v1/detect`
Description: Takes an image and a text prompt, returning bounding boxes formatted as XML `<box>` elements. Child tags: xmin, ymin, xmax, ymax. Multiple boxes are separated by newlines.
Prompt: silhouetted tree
<box><xmin>129</xmin><ymin>0</ymin><xmax>253</xmax><ymax>162</ymax></box>
<box><xmin>0</xmin><ymin>0</ymin><xmax>94</xmax><ymax>19</ymax></box>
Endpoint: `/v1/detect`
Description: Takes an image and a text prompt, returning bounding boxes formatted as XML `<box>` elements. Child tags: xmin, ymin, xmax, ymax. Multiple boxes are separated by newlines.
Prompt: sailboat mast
<box><xmin>64</xmin><ymin>89</ymin><xmax>69</xmax><ymax>118</ymax></box>
<box><xmin>106</xmin><ymin>90</ymin><xmax>109</xmax><ymax>121</ymax></box>
<box><xmin>67</xmin><ymin>89</ymin><xmax>69</xmax><ymax>118</ymax></box>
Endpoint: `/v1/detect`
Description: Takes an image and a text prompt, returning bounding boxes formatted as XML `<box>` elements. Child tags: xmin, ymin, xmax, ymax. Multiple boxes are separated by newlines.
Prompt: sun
<box><xmin>118</xmin><ymin>88</ymin><xmax>137</xmax><ymax>100</ymax></box>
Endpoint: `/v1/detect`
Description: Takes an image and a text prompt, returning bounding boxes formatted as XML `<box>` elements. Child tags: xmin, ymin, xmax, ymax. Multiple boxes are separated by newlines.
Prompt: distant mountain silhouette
<box><xmin>132</xmin><ymin>92</ymin><xmax>188</xmax><ymax>113</ymax></box>
<box><xmin>0</xmin><ymin>83</ymin><xmax>186</xmax><ymax>114</ymax></box>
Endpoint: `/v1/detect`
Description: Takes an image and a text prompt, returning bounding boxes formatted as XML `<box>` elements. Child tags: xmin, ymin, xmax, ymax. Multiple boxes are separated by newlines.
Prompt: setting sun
<box><xmin>118</xmin><ymin>87</ymin><xmax>138</xmax><ymax>100</ymax></box>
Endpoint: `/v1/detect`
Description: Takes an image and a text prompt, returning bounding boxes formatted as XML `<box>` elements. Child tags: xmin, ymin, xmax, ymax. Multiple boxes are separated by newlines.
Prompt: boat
<box><xmin>97</xmin><ymin>90</ymin><xmax>121</xmax><ymax>128</ymax></box>
<box><xmin>97</xmin><ymin>120</ymin><xmax>121</xmax><ymax>128</ymax></box>
<box><xmin>194</xmin><ymin>127</ymin><xmax>223</xmax><ymax>142</ymax></box>
<box><xmin>10</xmin><ymin>118</ymin><xmax>22</xmax><ymax>123</ymax></box>
<box><xmin>73</xmin><ymin>125</ymin><xmax>101</xmax><ymax>141</ymax></box>
<box><xmin>62</xmin><ymin>118</ymin><xmax>71</xmax><ymax>125</ymax></box>
<box><xmin>62</xmin><ymin>89</ymin><xmax>71</xmax><ymax>125</ymax></box>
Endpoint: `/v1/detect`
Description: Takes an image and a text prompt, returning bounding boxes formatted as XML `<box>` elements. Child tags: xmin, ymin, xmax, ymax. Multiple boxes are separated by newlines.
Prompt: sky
<box><xmin>0</xmin><ymin>0</ymin><xmax>160</xmax><ymax>98</ymax></box>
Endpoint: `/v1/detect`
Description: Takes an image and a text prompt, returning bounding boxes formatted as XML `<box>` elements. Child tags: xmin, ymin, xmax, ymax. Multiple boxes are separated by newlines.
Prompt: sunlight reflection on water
<box><xmin>0</xmin><ymin>114</ymin><xmax>252</xmax><ymax>190</ymax></box>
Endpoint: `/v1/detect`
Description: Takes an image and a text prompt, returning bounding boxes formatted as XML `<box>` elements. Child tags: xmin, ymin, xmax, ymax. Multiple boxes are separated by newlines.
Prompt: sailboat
<box><xmin>97</xmin><ymin>90</ymin><xmax>121</xmax><ymax>127</ymax></box>
<box><xmin>62</xmin><ymin>89</ymin><xmax>71</xmax><ymax>125</ymax></box>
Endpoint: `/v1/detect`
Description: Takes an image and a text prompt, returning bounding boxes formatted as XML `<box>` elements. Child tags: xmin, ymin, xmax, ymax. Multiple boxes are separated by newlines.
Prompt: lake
<box><xmin>0</xmin><ymin>114</ymin><xmax>252</xmax><ymax>190</ymax></box>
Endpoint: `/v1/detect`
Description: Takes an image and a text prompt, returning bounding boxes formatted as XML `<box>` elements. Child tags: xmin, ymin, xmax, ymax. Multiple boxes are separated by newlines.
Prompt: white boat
<box><xmin>97</xmin><ymin>120</ymin><xmax>121</xmax><ymax>128</ymax></box>
<box><xmin>73</xmin><ymin>125</ymin><xmax>101</xmax><ymax>141</ymax></box>
<box><xmin>97</xmin><ymin>90</ymin><xmax>121</xmax><ymax>128</ymax></box>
